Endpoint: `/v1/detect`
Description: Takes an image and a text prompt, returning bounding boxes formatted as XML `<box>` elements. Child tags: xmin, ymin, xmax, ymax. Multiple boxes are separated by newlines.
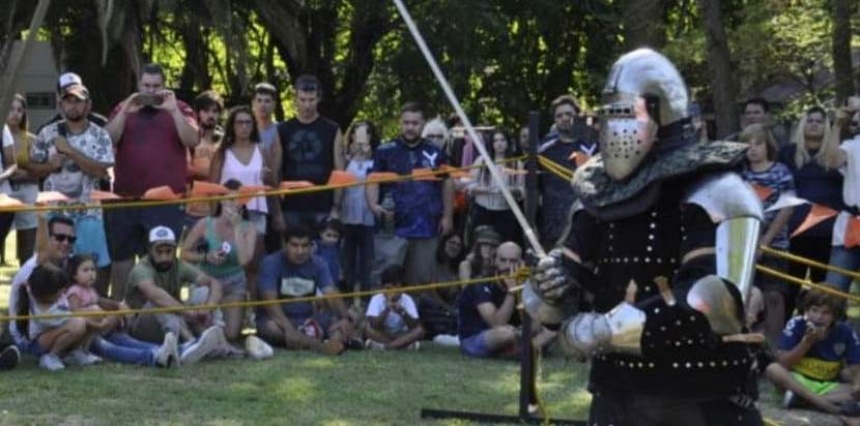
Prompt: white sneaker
<box><xmin>64</xmin><ymin>349</ymin><xmax>102</xmax><ymax>366</ymax></box>
<box><xmin>433</xmin><ymin>334</ymin><xmax>460</xmax><ymax>347</ymax></box>
<box><xmin>39</xmin><ymin>353</ymin><xmax>65</xmax><ymax>371</ymax></box>
<box><xmin>245</xmin><ymin>335</ymin><xmax>274</xmax><ymax>360</ymax></box>
<box><xmin>407</xmin><ymin>341</ymin><xmax>421</xmax><ymax>351</ymax></box>
<box><xmin>180</xmin><ymin>326</ymin><xmax>223</xmax><ymax>364</ymax></box>
<box><xmin>155</xmin><ymin>332</ymin><xmax>179</xmax><ymax>368</ymax></box>
<box><xmin>365</xmin><ymin>339</ymin><xmax>386</xmax><ymax>350</ymax></box>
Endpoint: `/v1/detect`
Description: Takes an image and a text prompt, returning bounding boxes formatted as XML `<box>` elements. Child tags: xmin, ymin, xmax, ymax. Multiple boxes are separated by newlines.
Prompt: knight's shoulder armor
<box><xmin>684</xmin><ymin>171</ymin><xmax>763</xmax><ymax>222</ymax></box>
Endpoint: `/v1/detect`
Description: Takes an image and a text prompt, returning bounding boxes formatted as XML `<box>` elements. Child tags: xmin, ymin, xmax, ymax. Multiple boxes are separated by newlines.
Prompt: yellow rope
<box><xmin>0</xmin><ymin>272</ymin><xmax>520</xmax><ymax>322</ymax></box>
<box><xmin>756</xmin><ymin>264</ymin><xmax>860</xmax><ymax>303</ymax></box>
<box><xmin>760</xmin><ymin>245</ymin><xmax>860</xmax><ymax>283</ymax></box>
<box><xmin>0</xmin><ymin>156</ymin><xmax>527</xmax><ymax>214</ymax></box>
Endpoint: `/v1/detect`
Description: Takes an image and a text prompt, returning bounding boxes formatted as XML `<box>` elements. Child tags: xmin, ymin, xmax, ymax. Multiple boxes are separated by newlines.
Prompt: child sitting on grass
<box><xmin>777</xmin><ymin>288</ymin><xmax>860</xmax><ymax>416</ymax></box>
<box><xmin>65</xmin><ymin>254</ymin><xmax>179</xmax><ymax>368</ymax></box>
<box><xmin>364</xmin><ymin>265</ymin><xmax>424</xmax><ymax>350</ymax></box>
<box><xmin>16</xmin><ymin>263</ymin><xmax>101</xmax><ymax>371</ymax></box>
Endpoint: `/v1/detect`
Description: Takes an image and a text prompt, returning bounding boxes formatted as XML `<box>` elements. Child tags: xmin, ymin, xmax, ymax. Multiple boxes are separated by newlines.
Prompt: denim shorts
<box><xmin>460</xmin><ymin>330</ymin><xmax>492</xmax><ymax>358</ymax></box>
<box><xmin>218</xmin><ymin>271</ymin><xmax>248</xmax><ymax>299</ymax></box>
<box><xmin>247</xmin><ymin>210</ymin><xmax>267</xmax><ymax>236</ymax></box>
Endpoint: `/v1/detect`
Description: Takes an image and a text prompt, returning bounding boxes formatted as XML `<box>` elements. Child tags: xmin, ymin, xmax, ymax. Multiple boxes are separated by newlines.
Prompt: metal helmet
<box><xmin>597</xmin><ymin>48</ymin><xmax>689</xmax><ymax>181</ymax></box>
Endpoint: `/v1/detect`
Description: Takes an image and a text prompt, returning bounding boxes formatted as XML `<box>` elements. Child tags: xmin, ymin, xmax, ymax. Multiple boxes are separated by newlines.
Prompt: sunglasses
<box><xmin>51</xmin><ymin>233</ymin><xmax>77</xmax><ymax>244</ymax></box>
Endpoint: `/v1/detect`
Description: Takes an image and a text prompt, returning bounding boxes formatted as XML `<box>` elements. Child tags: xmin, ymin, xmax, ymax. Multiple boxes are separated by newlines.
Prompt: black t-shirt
<box><xmin>277</xmin><ymin>116</ymin><xmax>338</xmax><ymax>213</ymax></box>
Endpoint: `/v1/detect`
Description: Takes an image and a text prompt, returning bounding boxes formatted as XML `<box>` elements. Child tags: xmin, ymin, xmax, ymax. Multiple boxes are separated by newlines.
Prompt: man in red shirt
<box><xmin>104</xmin><ymin>63</ymin><xmax>199</xmax><ymax>300</ymax></box>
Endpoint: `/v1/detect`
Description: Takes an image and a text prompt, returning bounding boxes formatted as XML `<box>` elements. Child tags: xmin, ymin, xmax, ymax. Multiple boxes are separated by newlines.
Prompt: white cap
<box><xmin>58</xmin><ymin>72</ymin><xmax>83</xmax><ymax>92</ymax></box>
<box><xmin>148</xmin><ymin>226</ymin><xmax>176</xmax><ymax>246</ymax></box>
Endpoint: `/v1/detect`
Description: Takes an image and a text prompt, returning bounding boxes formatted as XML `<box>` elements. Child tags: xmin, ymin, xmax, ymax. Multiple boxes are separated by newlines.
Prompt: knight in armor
<box><xmin>525</xmin><ymin>48</ymin><xmax>764</xmax><ymax>425</ymax></box>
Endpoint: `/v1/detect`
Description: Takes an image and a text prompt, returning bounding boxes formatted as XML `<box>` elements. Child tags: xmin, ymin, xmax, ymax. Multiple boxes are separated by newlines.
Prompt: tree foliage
<box><xmin>0</xmin><ymin>0</ymin><xmax>857</xmax><ymax>137</ymax></box>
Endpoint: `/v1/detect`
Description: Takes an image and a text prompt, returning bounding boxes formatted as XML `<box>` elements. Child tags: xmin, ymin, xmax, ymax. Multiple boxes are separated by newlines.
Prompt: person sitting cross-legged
<box><xmin>256</xmin><ymin>225</ymin><xmax>353</xmax><ymax>355</ymax></box>
<box><xmin>363</xmin><ymin>265</ymin><xmax>424</xmax><ymax>350</ymax></box>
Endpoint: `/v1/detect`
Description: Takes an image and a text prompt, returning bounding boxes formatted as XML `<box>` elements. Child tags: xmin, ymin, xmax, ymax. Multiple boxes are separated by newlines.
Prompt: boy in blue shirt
<box><xmin>778</xmin><ymin>288</ymin><xmax>860</xmax><ymax>415</ymax></box>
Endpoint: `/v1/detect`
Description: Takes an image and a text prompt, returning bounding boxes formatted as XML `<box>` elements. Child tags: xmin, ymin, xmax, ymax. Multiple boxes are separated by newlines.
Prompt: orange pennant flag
<box><xmin>412</xmin><ymin>168</ymin><xmax>440</xmax><ymax>181</ymax></box>
<box><xmin>190</xmin><ymin>181</ymin><xmax>228</xmax><ymax>197</ymax></box>
<box><xmin>440</xmin><ymin>164</ymin><xmax>470</xmax><ymax>179</ymax></box>
<box><xmin>236</xmin><ymin>185</ymin><xmax>270</xmax><ymax>205</ymax></box>
<box><xmin>570</xmin><ymin>151</ymin><xmax>591</xmax><ymax>168</ymax></box>
<box><xmin>327</xmin><ymin>171</ymin><xmax>358</xmax><ymax>186</ymax></box>
<box><xmin>279</xmin><ymin>181</ymin><xmax>315</xmax><ymax>190</ymax></box>
<box><xmin>751</xmin><ymin>183</ymin><xmax>774</xmax><ymax>201</ymax></box>
<box><xmin>791</xmin><ymin>204</ymin><xmax>838</xmax><ymax>238</ymax></box>
<box><xmin>143</xmin><ymin>186</ymin><xmax>182</xmax><ymax>200</ymax></box>
<box><xmin>845</xmin><ymin>217</ymin><xmax>860</xmax><ymax>248</ymax></box>
<box><xmin>367</xmin><ymin>172</ymin><xmax>399</xmax><ymax>183</ymax></box>
<box><xmin>90</xmin><ymin>190</ymin><xmax>121</xmax><ymax>201</ymax></box>
<box><xmin>0</xmin><ymin>193</ymin><xmax>24</xmax><ymax>208</ymax></box>
<box><xmin>36</xmin><ymin>191</ymin><xmax>70</xmax><ymax>204</ymax></box>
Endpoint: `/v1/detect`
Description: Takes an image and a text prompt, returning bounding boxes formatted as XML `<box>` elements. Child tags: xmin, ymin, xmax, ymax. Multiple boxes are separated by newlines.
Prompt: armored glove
<box><xmin>531</xmin><ymin>248</ymin><xmax>578</xmax><ymax>304</ymax></box>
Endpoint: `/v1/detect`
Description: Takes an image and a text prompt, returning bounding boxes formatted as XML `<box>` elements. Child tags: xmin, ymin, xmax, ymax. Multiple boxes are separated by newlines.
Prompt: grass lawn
<box><xmin>0</xmin><ymin>232</ymin><xmax>851</xmax><ymax>425</ymax></box>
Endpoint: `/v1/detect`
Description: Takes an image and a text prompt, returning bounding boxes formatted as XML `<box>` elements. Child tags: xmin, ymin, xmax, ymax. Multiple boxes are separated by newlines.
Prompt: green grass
<box><xmin>0</xmin><ymin>345</ymin><xmax>590</xmax><ymax>425</ymax></box>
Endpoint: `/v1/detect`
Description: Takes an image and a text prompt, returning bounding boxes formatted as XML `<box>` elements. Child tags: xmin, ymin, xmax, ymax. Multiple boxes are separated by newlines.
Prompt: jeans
<box><xmin>341</xmin><ymin>224</ymin><xmax>374</xmax><ymax>294</ymax></box>
<box><xmin>91</xmin><ymin>332</ymin><xmax>158</xmax><ymax>366</ymax></box>
<box><xmin>825</xmin><ymin>245</ymin><xmax>860</xmax><ymax>292</ymax></box>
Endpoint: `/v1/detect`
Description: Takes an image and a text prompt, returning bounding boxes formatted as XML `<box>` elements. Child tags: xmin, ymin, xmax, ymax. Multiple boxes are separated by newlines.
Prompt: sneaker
<box><xmin>407</xmin><ymin>341</ymin><xmax>421</xmax><ymax>351</ymax></box>
<box><xmin>346</xmin><ymin>337</ymin><xmax>364</xmax><ymax>351</ymax></box>
<box><xmin>39</xmin><ymin>353</ymin><xmax>65</xmax><ymax>371</ymax></box>
<box><xmin>433</xmin><ymin>334</ymin><xmax>460</xmax><ymax>347</ymax></box>
<box><xmin>245</xmin><ymin>335</ymin><xmax>274</xmax><ymax>360</ymax></box>
<box><xmin>317</xmin><ymin>340</ymin><xmax>345</xmax><ymax>355</ymax></box>
<box><xmin>0</xmin><ymin>345</ymin><xmax>20</xmax><ymax>371</ymax></box>
<box><xmin>64</xmin><ymin>349</ymin><xmax>102</xmax><ymax>366</ymax></box>
<box><xmin>155</xmin><ymin>332</ymin><xmax>179</xmax><ymax>368</ymax></box>
<box><xmin>365</xmin><ymin>339</ymin><xmax>386</xmax><ymax>351</ymax></box>
<box><xmin>180</xmin><ymin>326</ymin><xmax>223</xmax><ymax>364</ymax></box>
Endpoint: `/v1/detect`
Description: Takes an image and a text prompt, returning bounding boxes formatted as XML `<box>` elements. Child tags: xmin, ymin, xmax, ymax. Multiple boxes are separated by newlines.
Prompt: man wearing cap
<box><xmin>35</xmin><ymin>72</ymin><xmax>108</xmax><ymax>133</ymax></box>
<box><xmin>29</xmin><ymin>82</ymin><xmax>114</xmax><ymax>295</ymax></box>
<box><xmin>124</xmin><ymin>225</ymin><xmax>226</xmax><ymax>363</ymax></box>
<box><xmin>456</xmin><ymin>241</ymin><xmax>526</xmax><ymax>358</ymax></box>
<box><xmin>105</xmin><ymin>63</ymin><xmax>199</xmax><ymax>301</ymax></box>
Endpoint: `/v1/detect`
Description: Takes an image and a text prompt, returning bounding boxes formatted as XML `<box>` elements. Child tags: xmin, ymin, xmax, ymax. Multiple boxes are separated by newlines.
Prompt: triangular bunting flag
<box><xmin>142</xmin><ymin>186</ymin><xmax>182</xmax><ymax>200</ymax></box>
<box><xmin>845</xmin><ymin>217</ymin><xmax>860</xmax><ymax>248</ymax></box>
<box><xmin>367</xmin><ymin>172</ymin><xmax>399</xmax><ymax>183</ymax></box>
<box><xmin>791</xmin><ymin>204</ymin><xmax>838</xmax><ymax>238</ymax></box>
<box><xmin>751</xmin><ymin>183</ymin><xmax>774</xmax><ymax>201</ymax></box>
<box><xmin>190</xmin><ymin>181</ymin><xmax>229</xmax><ymax>197</ymax></box>
<box><xmin>764</xmin><ymin>191</ymin><xmax>808</xmax><ymax>213</ymax></box>
<box><xmin>0</xmin><ymin>193</ymin><xmax>24</xmax><ymax>208</ymax></box>
<box><xmin>327</xmin><ymin>171</ymin><xmax>358</xmax><ymax>186</ymax></box>
<box><xmin>279</xmin><ymin>181</ymin><xmax>315</xmax><ymax>190</ymax></box>
<box><xmin>440</xmin><ymin>164</ymin><xmax>470</xmax><ymax>179</ymax></box>
<box><xmin>412</xmin><ymin>168</ymin><xmax>440</xmax><ymax>181</ymax></box>
<box><xmin>236</xmin><ymin>185</ymin><xmax>270</xmax><ymax>205</ymax></box>
<box><xmin>90</xmin><ymin>190</ymin><xmax>120</xmax><ymax>201</ymax></box>
<box><xmin>36</xmin><ymin>191</ymin><xmax>70</xmax><ymax>204</ymax></box>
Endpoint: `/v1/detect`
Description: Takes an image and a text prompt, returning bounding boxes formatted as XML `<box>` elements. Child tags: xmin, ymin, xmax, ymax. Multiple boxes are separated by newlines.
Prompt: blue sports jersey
<box><xmin>371</xmin><ymin>138</ymin><xmax>448</xmax><ymax>239</ymax></box>
<box><xmin>778</xmin><ymin>316</ymin><xmax>860</xmax><ymax>381</ymax></box>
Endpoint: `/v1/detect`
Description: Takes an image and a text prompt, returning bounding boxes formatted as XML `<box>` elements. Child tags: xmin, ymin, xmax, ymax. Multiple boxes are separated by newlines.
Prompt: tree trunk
<box><xmin>697</xmin><ymin>0</ymin><xmax>738</xmax><ymax>139</ymax></box>
<box><xmin>623</xmin><ymin>0</ymin><xmax>665</xmax><ymax>50</ymax></box>
<box><xmin>831</xmin><ymin>0</ymin><xmax>855</xmax><ymax>105</ymax></box>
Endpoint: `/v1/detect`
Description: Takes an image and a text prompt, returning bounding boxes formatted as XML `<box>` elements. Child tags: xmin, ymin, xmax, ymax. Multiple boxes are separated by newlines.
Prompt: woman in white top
<box><xmin>467</xmin><ymin>130</ymin><xmax>524</xmax><ymax>246</ymax></box>
<box><xmin>5</xmin><ymin>94</ymin><xmax>34</xmax><ymax>266</ymax></box>
<box><xmin>210</xmin><ymin>106</ymin><xmax>270</xmax><ymax>300</ymax></box>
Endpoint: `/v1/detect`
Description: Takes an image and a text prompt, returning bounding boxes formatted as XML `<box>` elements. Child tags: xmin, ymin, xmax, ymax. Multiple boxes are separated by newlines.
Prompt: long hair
<box><xmin>344</xmin><ymin>120</ymin><xmax>380</xmax><ymax>160</ymax></box>
<box><xmin>65</xmin><ymin>254</ymin><xmax>96</xmax><ymax>286</ymax></box>
<box><xmin>479</xmin><ymin>130</ymin><xmax>517</xmax><ymax>187</ymax></box>
<box><xmin>216</xmin><ymin>106</ymin><xmax>260</xmax><ymax>162</ymax></box>
<box><xmin>435</xmin><ymin>233</ymin><xmax>465</xmax><ymax>271</ymax></box>
<box><xmin>9</xmin><ymin>93</ymin><xmax>29</xmax><ymax>133</ymax></box>
<box><xmin>16</xmin><ymin>263</ymin><xmax>68</xmax><ymax>339</ymax></box>
<box><xmin>792</xmin><ymin>106</ymin><xmax>835</xmax><ymax>169</ymax></box>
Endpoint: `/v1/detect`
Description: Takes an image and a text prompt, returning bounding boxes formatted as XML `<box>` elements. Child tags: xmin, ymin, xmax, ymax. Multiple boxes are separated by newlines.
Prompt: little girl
<box><xmin>16</xmin><ymin>263</ymin><xmax>100</xmax><ymax>371</ymax></box>
<box><xmin>65</xmin><ymin>254</ymin><xmax>179</xmax><ymax>368</ymax></box>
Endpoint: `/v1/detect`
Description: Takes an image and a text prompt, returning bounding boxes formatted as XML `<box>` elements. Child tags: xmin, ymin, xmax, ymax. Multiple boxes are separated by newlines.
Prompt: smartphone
<box><xmin>137</xmin><ymin>93</ymin><xmax>164</xmax><ymax>106</ymax></box>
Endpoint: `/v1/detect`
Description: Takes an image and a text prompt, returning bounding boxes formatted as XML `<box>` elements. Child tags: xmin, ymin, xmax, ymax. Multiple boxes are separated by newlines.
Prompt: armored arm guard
<box><xmin>552</xmin><ymin>172</ymin><xmax>762</xmax><ymax>359</ymax></box>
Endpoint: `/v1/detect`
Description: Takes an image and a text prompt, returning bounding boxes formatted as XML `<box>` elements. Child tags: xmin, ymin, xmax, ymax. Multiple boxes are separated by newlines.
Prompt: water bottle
<box><xmin>381</xmin><ymin>193</ymin><xmax>396</xmax><ymax>235</ymax></box>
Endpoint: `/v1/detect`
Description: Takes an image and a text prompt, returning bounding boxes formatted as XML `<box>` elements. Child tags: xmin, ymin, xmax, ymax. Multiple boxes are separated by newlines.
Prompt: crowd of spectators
<box><xmin>3</xmin><ymin>64</ymin><xmax>860</xmax><ymax>418</ymax></box>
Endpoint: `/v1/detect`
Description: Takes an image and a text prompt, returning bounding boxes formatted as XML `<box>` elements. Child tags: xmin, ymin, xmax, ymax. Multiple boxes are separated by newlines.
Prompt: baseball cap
<box><xmin>57</xmin><ymin>72</ymin><xmax>83</xmax><ymax>93</ymax></box>
<box><xmin>474</xmin><ymin>225</ymin><xmax>501</xmax><ymax>245</ymax></box>
<box><xmin>61</xmin><ymin>83</ymin><xmax>90</xmax><ymax>101</ymax></box>
<box><xmin>148</xmin><ymin>226</ymin><xmax>177</xmax><ymax>246</ymax></box>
